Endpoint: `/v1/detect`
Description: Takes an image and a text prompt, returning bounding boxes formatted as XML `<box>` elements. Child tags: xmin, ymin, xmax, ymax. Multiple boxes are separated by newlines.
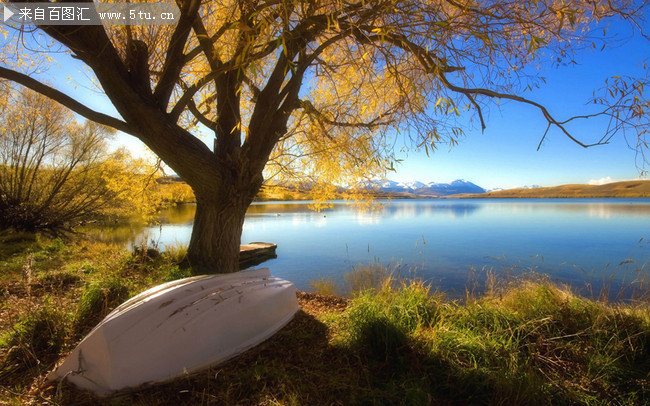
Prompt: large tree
<box><xmin>1</xmin><ymin>0</ymin><xmax>648</xmax><ymax>273</ymax></box>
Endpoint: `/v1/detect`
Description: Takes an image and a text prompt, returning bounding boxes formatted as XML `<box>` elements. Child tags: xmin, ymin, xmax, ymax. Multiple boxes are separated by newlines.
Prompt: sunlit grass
<box><xmin>74</xmin><ymin>276</ymin><xmax>132</xmax><ymax>335</ymax></box>
<box><xmin>310</xmin><ymin>276</ymin><xmax>339</xmax><ymax>296</ymax></box>
<box><xmin>162</xmin><ymin>242</ymin><xmax>189</xmax><ymax>264</ymax></box>
<box><xmin>332</xmin><ymin>276</ymin><xmax>650</xmax><ymax>404</ymax></box>
<box><xmin>0</xmin><ymin>236</ymin><xmax>648</xmax><ymax>405</ymax></box>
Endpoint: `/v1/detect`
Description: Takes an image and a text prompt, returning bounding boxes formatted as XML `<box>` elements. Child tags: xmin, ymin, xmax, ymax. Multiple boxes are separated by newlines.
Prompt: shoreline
<box><xmin>1</xmin><ymin>236</ymin><xmax>648</xmax><ymax>404</ymax></box>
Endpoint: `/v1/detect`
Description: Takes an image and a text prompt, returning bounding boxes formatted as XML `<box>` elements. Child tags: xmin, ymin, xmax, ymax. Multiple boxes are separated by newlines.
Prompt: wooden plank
<box><xmin>239</xmin><ymin>242</ymin><xmax>277</xmax><ymax>268</ymax></box>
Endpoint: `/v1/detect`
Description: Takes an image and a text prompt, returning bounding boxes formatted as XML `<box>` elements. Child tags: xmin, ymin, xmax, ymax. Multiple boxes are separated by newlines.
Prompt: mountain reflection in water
<box><xmin>91</xmin><ymin>198</ymin><xmax>650</xmax><ymax>300</ymax></box>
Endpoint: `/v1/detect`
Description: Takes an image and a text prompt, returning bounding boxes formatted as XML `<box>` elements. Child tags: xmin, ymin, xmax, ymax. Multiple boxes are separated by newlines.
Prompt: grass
<box><xmin>0</xmin><ymin>232</ymin><xmax>648</xmax><ymax>405</ymax></box>
<box><xmin>74</xmin><ymin>276</ymin><xmax>132</xmax><ymax>335</ymax></box>
<box><xmin>0</xmin><ymin>300</ymin><xmax>69</xmax><ymax>387</ymax></box>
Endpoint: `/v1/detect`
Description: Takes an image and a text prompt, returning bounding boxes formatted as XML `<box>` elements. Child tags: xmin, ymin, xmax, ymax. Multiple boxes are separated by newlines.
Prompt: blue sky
<box><xmin>389</xmin><ymin>25</ymin><xmax>650</xmax><ymax>190</ymax></box>
<box><xmin>10</xmin><ymin>18</ymin><xmax>649</xmax><ymax>191</ymax></box>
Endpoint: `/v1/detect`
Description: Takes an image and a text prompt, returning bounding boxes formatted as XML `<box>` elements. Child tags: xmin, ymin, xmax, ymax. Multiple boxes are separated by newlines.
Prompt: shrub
<box><xmin>499</xmin><ymin>280</ymin><xmax>569</xmax><ymax>319</ymax></box>
<box><xmin>0</xmin><ymin>231</ymin><xmax>38</xmax><ymax>259</ymax></box>
<box><xmin>45</xmin><ymin>238</ymin><xmax>66</xmax><ymax>254</ymax></box>
<box><xmin>162</xmin><ymin>243</ymin><xmax>188</xmax><ymax>264</ymax></box>
<box><xmin>0</xmin><ymin>86</ymin><xmax>166</xmax><ymax>232</ymax></box>
<box><xmin>37</xmin><ymin>268</ymin><xmax>82</xmax><ymax>291</ymax></box>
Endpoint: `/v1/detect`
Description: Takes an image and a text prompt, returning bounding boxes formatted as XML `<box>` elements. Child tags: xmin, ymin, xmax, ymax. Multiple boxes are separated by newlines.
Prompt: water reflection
<box><xmin>92</xmin><ymin>198</ymin><xmax>650</xmax><ymax>297</ymax></box>
<box><xmin>379</xmin><ymin>201</ymin><xmax>483</xmax><ymax>219</ymax></box>
<box><xmin>80</xmin><ymin>221</ymin><xmax>148</xmax><ymax>246</ymax></box>
<box><xmin>159</xmin><ymin>203</ymin><xmax>196</xmax><ymax>224</ymax></box>
<box><xmin>130</xmin><ymin>198</ymin><xmax>650</xmax><ymax>229</ymax></box>
<box><xmin>483</xmin><ymin>199</ymin><xmax>650</xmax><ymax>219</ymax></box>
<box><xmin>246</xmin><ymin>199</ymin><xmax>483</xmax><ymax>220</ymax></box>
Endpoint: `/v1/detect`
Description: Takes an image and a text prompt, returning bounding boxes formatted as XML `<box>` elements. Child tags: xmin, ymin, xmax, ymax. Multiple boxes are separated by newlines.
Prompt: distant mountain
<box><xmin>371</xmin><ymin>180</ymin><xmax>407</xmax><ymax>193</ymax></box>
<box><xmin>365</xmin><ymin>179</ymin><xmax>486</xmax><ymax>196</ymax></box>
<box><xmin>418</xmin><ymin>180</ymin><xmax>486</xmax><ymax>196</ymax></box>
<box><xmin>405</xmin><ymin>181</ymin><xmax>426</xmax><ymax>189</ymax></box>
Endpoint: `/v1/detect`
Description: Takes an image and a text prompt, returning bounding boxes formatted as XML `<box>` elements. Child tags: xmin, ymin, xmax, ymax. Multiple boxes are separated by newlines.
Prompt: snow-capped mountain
<box><xmin>365</xmin><ymin>179</ymin><xmax>486</xmax><ymax>196</ymax></box>
<box><xmin>404</xmin><ymin>181</ymin><xmax>426</xmax><ymax>190</ymax></box>
<box><xmin>367</xmin><ymin>180</ymin><xmax>405</xmax><ymax>193</ymax></box>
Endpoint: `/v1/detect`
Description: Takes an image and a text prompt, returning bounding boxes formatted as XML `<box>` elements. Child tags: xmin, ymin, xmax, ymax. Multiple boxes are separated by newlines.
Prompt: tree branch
<box><xmin>192</xmin><ymin>17</ymin><xmax>224</xmax><ymax>73</ymax></box>
<box><xmin>154</xmin><ymin>0</ymin><xmax>201</xmax><ymax>109</ymax></box>
<box><xmin>187</xmin><ymin>99</ymin><xmax>217</xmax><ymax>130</ymax></box>
<box><xmin>437</xmin><ymin>73</ymin><xmax>597</xmax><ymax>149</ymax></box>
<box><xmin>357</xmin><ymin>27</ymin><xmax>601</xmax><ymax>149</ymax></box>
<box><xmin>0</xmin><ymin>67</ymin><xmax>132</xmax><ymax>134</ymax></box>
<box><xmin>242</xmin><ymin>73</ymin><xmax>262</xmax><ymax>101</ymax></box>
<box><xmin>170</xmin><ymin>71</ymin><xmax>220</xmax><ymax>121</ymax></box>
<box><xmin>298</xmin><ymin>99</ymin><xmax>394</xmax><ymax>129</ymax></box>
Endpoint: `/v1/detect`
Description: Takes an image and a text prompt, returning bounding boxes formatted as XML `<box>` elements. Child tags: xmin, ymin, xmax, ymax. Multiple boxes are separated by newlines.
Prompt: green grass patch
<box><xmin>327</xmin><ymin>277</ymin><xmax>649</xmax><ymax>405</ymax></box>
<box><xmin>0</xmin><ymin>301</ymin><xmax>70</xmax><ymax>384</ymax></box>
<box><xmin>162</xmin><ymin>242</ymin><xmax>188</xmax><ymax>264</ymax></box>
<box><xmin>0</xmin><ymin>231</ymin><xmax>39</xmax><ymax>260</ymax></box>
<box><xmin>74</xmin><ymin>276</ymin><xmax>132</xmax><ymax>335</ymax></box>
<box><xmin>0</xmin><ymin>236</ymin><xmax>648</xmax><ymax>405</ymax></box>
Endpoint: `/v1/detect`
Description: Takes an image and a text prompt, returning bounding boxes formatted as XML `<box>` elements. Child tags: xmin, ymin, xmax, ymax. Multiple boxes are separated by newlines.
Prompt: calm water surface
<box><xmin>131</xmin><ymin>198</ymin><xmax>649</xmax><ymax>298</ymax></box>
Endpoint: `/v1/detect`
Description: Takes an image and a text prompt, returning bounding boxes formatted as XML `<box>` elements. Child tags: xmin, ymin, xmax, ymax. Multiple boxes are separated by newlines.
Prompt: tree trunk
<box><xmin>185</xmin><ymin>195</ymin><xmax>250</xmax><ymax>275</ymax></box>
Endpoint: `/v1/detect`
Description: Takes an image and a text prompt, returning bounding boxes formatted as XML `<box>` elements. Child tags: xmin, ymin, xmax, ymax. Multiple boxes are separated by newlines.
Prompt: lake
<box><xmin>126</xmin><ymin>198</ymin><xmax>649</xmax><ymax>299</ymax></box>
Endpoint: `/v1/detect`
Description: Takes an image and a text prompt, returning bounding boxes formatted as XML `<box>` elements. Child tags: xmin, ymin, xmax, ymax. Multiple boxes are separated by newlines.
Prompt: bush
<box><xmin>162</xmin><ymin>243</ymin><xmax>188</xmax><ymax>264</ymax></box>
<box><xmin>37</xmin><ymin>268</ymin><xmax>82</xmax><ymax>291</ymax></box>
<box><xmin>0</xmin><ymin>231</ymin><xmax>38</xmax><ymax>259</ymax></box>
<box><xmin>0</xmin><ymin>85</ymin><xmax>165</xmax><ymax>232</ymax></box>
<box><xmin>343</xmin><ymin>263</ymin><xmax>395</xmax><ymax>295</ymax></box>
<box><xmin>45</xmin><ymin>238</ymin><xmax>66</xmax><ymax>254</ymax></box>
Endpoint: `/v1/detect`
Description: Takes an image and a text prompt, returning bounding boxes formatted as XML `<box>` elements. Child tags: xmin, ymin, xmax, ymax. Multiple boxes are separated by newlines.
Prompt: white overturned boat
<box><xmin>48</xmin><ymin>268</ymin><xmax>299</xmax><ymax>394</ymax></box>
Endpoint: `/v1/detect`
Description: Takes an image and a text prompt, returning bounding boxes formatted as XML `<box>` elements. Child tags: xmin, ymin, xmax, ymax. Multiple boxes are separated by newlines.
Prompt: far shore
<box><xmin>254</xmin><ymin>179</ymin><xmax>650</xmax><ymax>201</ymax></box>
<box><xmin>450</xmin><ymin>179</ymin><xmax>650</xmax><ymax>199</ymax></box>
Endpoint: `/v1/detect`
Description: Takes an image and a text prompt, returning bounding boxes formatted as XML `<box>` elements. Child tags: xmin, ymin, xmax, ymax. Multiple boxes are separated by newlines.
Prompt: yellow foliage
<box><xmin>3</xmin><ymin>0</ymin><xmax>648</xmax><ymax>211</ymax></box>
<box><xmin>151</xmin><ymin>181</ymin><xmax>195</xmax><ymax>206</ymax></box>
<box><xmin>96</xmin><ymin>149</ymin><xmax>196</xmax><ymax>221</ymax></box>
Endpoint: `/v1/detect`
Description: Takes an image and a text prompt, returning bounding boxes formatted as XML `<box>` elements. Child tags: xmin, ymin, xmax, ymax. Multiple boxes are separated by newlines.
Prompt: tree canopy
<box><xmin>1</xmin><ymin>0</ymin><xmax>648</xmax><ymax>271</ymax></box>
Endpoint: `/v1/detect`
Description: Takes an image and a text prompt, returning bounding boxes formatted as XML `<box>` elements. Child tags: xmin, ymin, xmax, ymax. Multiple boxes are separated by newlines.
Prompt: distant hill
<box><xmin>254</xmin><ymin>179</ymin><xmax>487</xmax><ymax>200</ymax></box>
<box><xmin>454</xmin><ymin>180</ymin><xmax>650</xmax><ymax>198</ymax></box>
<box><xmin>366</xmin><ymin>179</ymin><xmax>486</xmax><ymax>197</ymax></box>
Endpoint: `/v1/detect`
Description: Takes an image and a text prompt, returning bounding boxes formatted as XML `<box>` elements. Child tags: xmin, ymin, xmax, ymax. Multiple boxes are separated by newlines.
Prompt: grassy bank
<box><xmin>456</xmin><ymin>180</ymin><xmax>650</xmax><ymax>199</ymax></box>
<box><xmin>1</xmin><ymin>233</ymin><xmax>648</xmax><ymax>405</ymax></box>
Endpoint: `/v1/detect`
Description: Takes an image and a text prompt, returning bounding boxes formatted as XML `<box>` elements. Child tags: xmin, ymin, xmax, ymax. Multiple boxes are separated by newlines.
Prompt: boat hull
<box><xmin>48</xmin><ymin>268</ymin><xmax>299</xmax><ymax>394</ymax></box>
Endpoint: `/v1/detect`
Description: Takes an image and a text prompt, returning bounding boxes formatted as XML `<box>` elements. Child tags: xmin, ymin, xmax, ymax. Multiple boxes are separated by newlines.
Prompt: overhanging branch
<box><xmin>437</xmin><ymin>73</ymin><xmax>598</xmax><ymax>149</ymax></box>
<box><xmin>357</xmin><ymin>27</ymin><xmax>602</xmax><ymax>150</ymax></box>
<box><xmin>153</xmin><ymin>0</ymin><xmax>201</xmax><ymax>109</ymax></box>
<box><xmin>298</xmin><ymin>99</ymin><xmax>394</xmax><ymax>130</ymax></box>
<box><xmin>187</xmin><ymin>99</ymin><xmax>217</xmax><ymax>130</ymax></box>
<box><xmin>170</xmin><ymin>71</ymin><xmax>220</xmax><ymax>121</ymax></box>
<box><xmin>0</xmin><ymin>66</ymin><xmax>132</xmax><ymax>134</ymax></box>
